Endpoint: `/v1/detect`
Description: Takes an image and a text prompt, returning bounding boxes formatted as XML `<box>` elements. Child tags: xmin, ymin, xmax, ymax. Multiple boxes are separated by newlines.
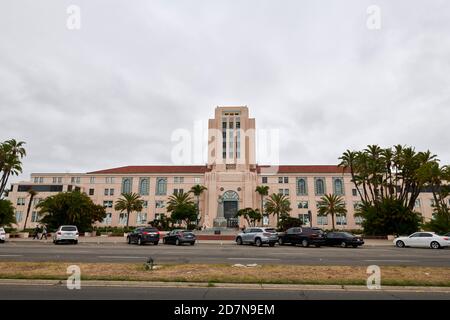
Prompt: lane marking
<box><xmin>0</xmin><ymin>255</ymin><xmax>23</xmax><ymax>257</ymax></box>
<box><xmin>98</xmin><ymin>256</ymin><xmax>144</xmax><ymax>259</ymax></box>
<box><xmin>228</xmin><ymin>257</ymin><xmax>280</xmax><ymax>261</ymax></box>
<box><xmin>364</xmin><ymin>259</ymin><xmax>415</xmax><ymax>262</ymax></box>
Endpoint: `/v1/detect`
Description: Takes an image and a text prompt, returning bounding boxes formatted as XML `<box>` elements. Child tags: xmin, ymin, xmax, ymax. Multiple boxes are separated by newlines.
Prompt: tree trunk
<box><xmin>23</xmin><ymin>194</ymin><xmax>35</xmax><ymax>230</ymax></box>
<box><xmin>126</xmin><ymin>210</ymin><xmax>130</xmax><ymax>227</ymax></box>
<box><xmin>331</xmin><ymin>214</ymin><xmax>335</xmax><ymax>230</ymax></box>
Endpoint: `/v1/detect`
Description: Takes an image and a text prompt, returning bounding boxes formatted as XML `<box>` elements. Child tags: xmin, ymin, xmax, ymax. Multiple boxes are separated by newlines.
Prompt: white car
<box><xmin>394</xmin><ymin>232</ymin><xmax>449</xmax><ymax>249</ymax></box>
<box><xmin>53</xmin><ymin>225</ymin><xmax>79</xmax><ymax>244</ymax></box>
<box><xmin>0</xmin><ymin>227</ymin><xmax>5</xmax><ymax>243</ymax></box>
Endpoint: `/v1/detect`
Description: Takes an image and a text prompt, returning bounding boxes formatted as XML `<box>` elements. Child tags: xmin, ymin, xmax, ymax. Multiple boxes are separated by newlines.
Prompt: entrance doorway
<box><xmin>222</xmin><ymin>190</ymin><xmax>239</xmax><ymax>228</ymax></box>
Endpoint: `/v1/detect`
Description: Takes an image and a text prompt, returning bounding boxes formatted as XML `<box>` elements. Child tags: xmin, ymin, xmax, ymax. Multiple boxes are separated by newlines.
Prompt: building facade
<box><xmin>6</xmin><ymin>106</ymin><xmax>436</xmax><ymax>230</ymax></box>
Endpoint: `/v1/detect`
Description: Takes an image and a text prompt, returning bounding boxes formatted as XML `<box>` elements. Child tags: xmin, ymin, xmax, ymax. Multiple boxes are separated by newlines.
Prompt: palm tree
<box><xmin>0</xmin><ymin>139</ymin><xmax>26</xmax><ymax>197</ymax></box>
<box><xmin>114</xmin><ymin>193</ymin><xmax>144</xmax><ymax>227</ymax></box>
<box><xmin>190</xmin><ymin>185</ymin><xmax>207</xmax><ymax>226</ymax></box>
<box><xmin>317</xmin><ymin>194</ymin><xmax>347</xmax><ymax>230</ymax></box>
<box><xmin>167</xmin><ymin>191</ymin><xmax>196</xmax><ymax>227</ymax></box>
<box><xmin>264</xmin><ymin>193</ymin><xmax>292</xmax><ymax>227</ymax></box>
<box><xmin>255</xmin><ymin>185</ymin><xmax>269</xmax><ymax>225</ymax></box>
<box><xmin>235</xmin><ymin>207</ymin><xmax>262</xmax><ymax>227</ymax></box>
<box><xmin>23</xmin><ymin>189</ymin><xmax>37</xmax><ymax>230</ymax></box>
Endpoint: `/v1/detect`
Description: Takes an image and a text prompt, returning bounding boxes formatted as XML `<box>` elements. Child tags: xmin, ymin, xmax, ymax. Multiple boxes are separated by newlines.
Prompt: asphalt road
<box><xmin>0</xmin><ymin>283</ymin><xmax>449</xmax><ymax>300</ymax></box>
<box><xmin>1</xmin><ymin>242</ymin><xmax>449</xmax><ymax>266</ymax></box>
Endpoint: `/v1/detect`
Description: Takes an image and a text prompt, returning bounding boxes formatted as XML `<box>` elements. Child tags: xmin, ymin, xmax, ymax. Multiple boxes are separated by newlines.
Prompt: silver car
<box><xmin>53</xmin><ymin>225</ymin><xmax>79</xmax><ymax>244</ymax></box>
<box><xmin>236</xmin><ymin>227</ymin><xmax>278</xmax><ymax>247</ymax></box>
<box><xmin>0</xmin><ymin>227</ymin><xmax>5</xmax><ymax>243</ymax></box>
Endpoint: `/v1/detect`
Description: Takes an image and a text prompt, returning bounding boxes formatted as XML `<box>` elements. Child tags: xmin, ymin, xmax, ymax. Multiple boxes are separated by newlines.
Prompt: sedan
<box><xmin>127</xmin><ymin>227</ymin><xmax>160</xmax><ymax>245</ymax></box>
<box><xmin>394</xmin><ymin>232</ymin><xmax>449</xmax><ymax>249</ymax></box>
<box><xmin>163</xmin><ymin>229</ymin><xmax>196</xmax><ymax>245</ymax></box>
<box><xmin>323</xmin><ymin>232</ymin><xmax>364</xmax><ymax>248</ymax></box>
<box><xmin>53</xmin><ymin>225</ymin><xmax>79</xmax><ymax>244</ymax></box>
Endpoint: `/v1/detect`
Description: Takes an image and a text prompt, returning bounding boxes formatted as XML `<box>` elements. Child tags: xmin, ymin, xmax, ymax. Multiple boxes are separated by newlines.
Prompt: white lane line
<box><xmin>98</xmin><ymin>256</ymin><xmax>144</xmax><ymax>259</ymax></box>
<box><xmin>0</xmin><ymin>255</ymin><xmax>23</xmax><ymax>257</ymax></box>
<box><xmin>228</xmin><ymin>258</ymin><xmax>280</xmax><ymax>261</ymax></box>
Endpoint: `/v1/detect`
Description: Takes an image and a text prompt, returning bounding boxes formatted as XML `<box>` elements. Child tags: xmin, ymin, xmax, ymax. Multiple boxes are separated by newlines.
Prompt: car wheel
<box><xmin>430</xmin><ymin>241</ymin><xmax>440</xmax><ymax>249</ymax></box>
<box><xmin>352</xmin><ymin>245</ymin><xmax>358</xmax><ymax>248</ymax></box>
<box><xmin>236</xmin><ymin>237</ymin><xmax>243</xmax><ymax>245</ymax></box>
<box><xmin>315</xmin><ymin>244</ymin><xmax>321</xmax><ymax>248</ymax></box>
<box><xmin>340</xmin><ymin>241</ymin><xmax>347</xmax><ymax>248</ymax></box>
<box><xmin>301</xmin><ymin>239</ymin><xmax>309</xmax><ymax>247</ymax></box>
<box><xmin>396</xmin><ymin>240</ymin><xmax>405</xmax><ymax>248</ymax></box>
<box><xmin>154</xmin><ymin>241</ymin><xmax>159</xmax><ymax>245</ymax></box>
<box><xmin>74</xmin><ymin>240</ymin><xmax>78</xmax><ymax>245</ymax></box>
<box><xmin>127</xmin><ymin>236</ymin><xmax>131</xmax><ymax>244</ymax></box>
<box><xmin>269</xmin><ymin>242</ymin><xmax>275</xmax><ymax>247</ymax></box>
<box><xmin>176</xmin><ymin>239</ymin><xmax>181</xmax><ymax>246</ymax></box>
<box><xmin>190</xmin><ymin>242</ymin><xmax>195</xmax><ymax>246</ymax></box>
<box><xmin>137</xmin><ymin>237</ymin><xmax>143</xmax><ymax>246</ymax></box>
<box><xmin>255</xmin><ymin>238</ymin><xmax>262</xmax><ymax>247</ymax></box>
<box><xmin>163</xmin><ymin>238</ymin><xmax>166</xmax><ymax>244</ymax></box>
<box><xmin>278</xmin><ymin>238</ymin><xmax>283</xmax><ymax>245</ymax></box>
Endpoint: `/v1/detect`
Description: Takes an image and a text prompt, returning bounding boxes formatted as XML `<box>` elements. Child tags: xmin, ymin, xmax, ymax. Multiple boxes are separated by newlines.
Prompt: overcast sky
<box><xmin>1</xmin><ymin>0</ymin><xmax>449</xmax><ymax>184</ymax></box>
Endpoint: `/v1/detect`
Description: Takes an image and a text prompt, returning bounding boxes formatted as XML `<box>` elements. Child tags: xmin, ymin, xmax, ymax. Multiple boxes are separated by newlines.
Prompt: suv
<box><xmin>0</xmin><ymin>227</ymin><xmax>5</xmax><ymax>243</ymax></box>
<box><xmin>235</xmin><ymin>227</ymin><xmax>278</xmax><ymax>247</ymax></box>
<box><xmin>53</xmin><ymin>225</ymin><xmax>79</xmax><ymax>244</ymax></box>
<box><xmin>127</xmin><ymin>227</ymin><xmax>160</xmax><ymax>245</ymax></box>
<box><xmin>278</xmin><ymin>227</ymin><xmax>325</xmax><ymax>247</ymax></box>
<box><xmin>163</xmin><ymin>229</ymin><xmax>196</xmax><ymax>245</ymax></box>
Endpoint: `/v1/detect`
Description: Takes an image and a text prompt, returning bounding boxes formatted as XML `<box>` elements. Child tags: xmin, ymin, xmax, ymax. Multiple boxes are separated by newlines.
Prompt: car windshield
<box><xmin>61</xmin><ymin>226</ymin><xmax>77</xmax><ymax>231</ymax></box>
<box><xmin>144</xmin><ymin>228</ymin><xmax>158</xmax><ymax>232</ymax></box>
<box><xmin>264</xmin><ymin>228</ymin><xmax>277</xmax><ymax>233</ymax></box>
<box><xmin>341</xmin><ymin>232</ymin><xmax>354</xmax><ymax>237</ymax></box>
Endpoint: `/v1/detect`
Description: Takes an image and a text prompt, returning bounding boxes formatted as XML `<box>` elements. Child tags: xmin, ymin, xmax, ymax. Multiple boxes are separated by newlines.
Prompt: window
<box><xmin>414</xmin><ymin>199</ymin><xmax>421</xmax><ymax>208</ymax></box>
<box><xmin>89</xmin><ymin>189</ymin><xmax>94</xmax><ymax>196</ymax></box>
<box><xmin>156</xmin><ymin>178</ymin><xmax>167</xmax><ymax>195</ymax></box>
<box><xmin>174</xmin><ymin>177</ymin><xmax>184</xmax><ymax>184</ymax></box>
<box><xmin>296</xmin><ymin>178</ymin><xmax>307</xmax><ymax>195</ymax></box>
<box><xmin>353</xmin><ymin>201</ymin><xmax>362</xmax><ymax>210</ymax></box>
<box><xmin>90</xmin><ymin>177</ymin><xmax>95</xmax><ymax>184</ymax></box>
<box><xmin>315</xmin><ymin>178</ymin><xmax>325</xmax><ymax>196</ymax></box>
<box><xmin>105</xmin><ymin>177</ymin><xmax>115</xmax><ymax>184</ymax></box>
<box><xmin>17</xmin><ymin>198</ymin><xmax>26</xmax><ymax>205</ymax></box>
<box><xmin>336</xmin><ymin>215</ymin><xmax>347</xmax><ymax>225</ymax></box>
<box><xmin>278</xmin><ymin>177</ymin><xmax>283</xmax><ymax>183</ymax></box>
<box><xmin>284</xmin><ymin>177</ymin><xmax>289</xmax><ymax>183</ymax></box>
<box><xmin>142</xmin><ymin>201</ymin><xmax>148</xmax><ymax>208</ymax></box>
<box><xmin>121</xmin><ymin>178</ymin><xmax>132</xmax><ymax>194</ymax></box>
<box><xmin>58</xmin><ymin>177</ymin><xmax>62</xmax><ymax>183</ymax></box>
<box><xmin>104</xmin><ymin>189</ymin><xmax>109</xmax><ymax>196</ymax></box>
<box><xmin>333</xmin><ymin>178</ymin><xmax>344</xmax><ymax>195</ymax></box>
<box><xmin>194</xmin><ymin>177</ymin><xmax>201</xmax><ymax>183</ymax></box>
<box><xmin>119</xmin><ymin>213</ymin><xmax>128</xmax><ymax>225</ymax></box>
<box><xmin>284</xmin><ymin>189</ymin><xmax>289</xmax><ymax>196</ymax></box>
<box><xmin>109</xmin><ymin>188</ymin><xmax>114</xmax><ymax>196</ymax></box>
<box><xmin>317</xmin><ymin>215</ymin><xmax>328</xmax><ymax>225</ymax></box>
<box><xmin>156</xmin><ymin>200</ymin><xmax>165</xmax><ymax>208</ymax></box>
<box><xmin>139</xmin><ymin>178</ymin><xmax>149</xmax><ymax>196</ymax></box>
<box><xmin>155</xmin><ymin>213</ymin><xmax>165</xmax><ymax>220</ymax></box>
<box><xmin>352</xmin><ymin>189</ymin><xmax>357</xmax><ymax>196</ymax></box>
<box><xmin>298</xmin><ymin>214</ymin><xmax>310</xmax><ymax>225</ymax></box>
<box><xmin>15</xmin><ymin>212</ymin><xmax>23</xmax><ymax>222</ymax></box>
<box><xmin>102</xmin><ymin>213</ymin><xmax>112</xmax><ymax>225</ymax></box>
<box><xmin>31</xmin><ymin>211</ymin><xmax>39</xmax><ymax>222</ymax></box>
<box><xmin>52</xmin><ymin>177</ymin><xmax>57</xmax><ymax>183</ymax></box>
<box><xmin>136</xmin><ymin>212</ymin><xmax>147</xmax><ymax>225</ymax></box>
<box><xmin>355</xmin><ymin>216</ymin><xmax>364</xmax><ymax>225</ymax></box>
<box><xmin>33</xmin><ymin>177</ymin><xmax>38</xmax><ymax>183</ymax></box>
<box><xmin>262</xmin><ymin>177</ymin><xmax>268</xmax><ymax>184</ymax></box>
<box><xmin>262</xmin><ymin>215</ymin><xmax>269</xmax><ymax>226</ymax></box>
<box><xmin>173</xmin><ymin>188</ymin><xmax>184</xmax><ymax>195</ymax></box>
<box><xmin>297</xmin><ymin>201</ymin><xmax>309</xmax><ymax>209</ymax></box>
<box><xmin>103</xmin><ymin>201</ymin><xmax>113</xmax><ymax>208</ymax></box>
<box><xmin>71</xmin><ymin>177</ymin><xmax>80</xmax><ymax>184</ymax></box>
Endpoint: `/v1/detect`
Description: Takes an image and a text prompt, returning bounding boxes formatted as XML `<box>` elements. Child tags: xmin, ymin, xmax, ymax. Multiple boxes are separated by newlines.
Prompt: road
<box><xmin>0</xmin><ymin>242</ymin><xmax>449</xmax><ymax>266</ymax></box>
<box><xmin>0</xmin><ymin>283</ymin><xmax>449</xmax><ymax>300</ymax></box>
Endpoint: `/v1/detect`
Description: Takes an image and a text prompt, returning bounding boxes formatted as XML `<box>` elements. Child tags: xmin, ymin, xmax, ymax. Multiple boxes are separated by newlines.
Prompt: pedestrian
<box><xmin>40</xmin><ymin>225</ymin><xmax>47</xmax><ymax>240</ymax></box>
<box><xmin>32</xmin><ymin>225</ymin><xmax>40</xmax><ymax>240</ymax></box>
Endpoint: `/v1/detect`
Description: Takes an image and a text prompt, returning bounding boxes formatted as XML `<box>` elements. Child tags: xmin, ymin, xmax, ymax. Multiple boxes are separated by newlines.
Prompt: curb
<box><xmin>0</xmin><ymin>279</ymin><xmax>449</xmax><ymax>293</ymax></box>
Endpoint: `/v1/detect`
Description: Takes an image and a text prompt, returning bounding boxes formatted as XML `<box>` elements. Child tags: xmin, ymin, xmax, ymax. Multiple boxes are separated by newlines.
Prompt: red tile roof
<box><xmin>257</xmin><ymin>165</ymin><xmax>349</xmax><ymax>174</ymax></box>
<box><xmin>87</xmin><ymin>165</ymin><xmax>208</xmax><ymax>175</ymax></box>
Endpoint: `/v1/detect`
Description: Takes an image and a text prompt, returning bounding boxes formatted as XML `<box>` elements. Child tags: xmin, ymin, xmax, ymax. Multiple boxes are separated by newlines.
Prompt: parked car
<box><xmin>277</xmin><ymin>227</ymin><xmax>325</xmax><ymax>247</ymax></box>
<box><xmin>394</xmin><ymin>232</ymin><xmax>449</xmax><ymax>249</ymax></box>
<box><xmin>323</xmin><ymin>232</ymin><xmax>364</xmax><ymax>248</ymax></box>
<box><xmin>127</xmin><ymin>227</ymin><xmax>160</xmax><ymax>245</ymax></box>
<box><xmin>444</xmin><ymin>232</ymin><xmax>450</xmax><ymax>237</ymax></box>
<box><xmin>53</xmin><ymin>225</ymin><xmax>79</xmax><ymax>244</ymax></box>
<box><xmin>235</xmin><ymin>227</ymin><xmax>278</xmax><ymax>247</ymax></box>
<box><xmin>0</xmin><ymin>227</ymin><xmax>5</xmax><ymax>243</ymax></box>
<box><xmin>163</xmin><ymin>229</ymin><xmax>196</xmax><ymax>245</ymax></box>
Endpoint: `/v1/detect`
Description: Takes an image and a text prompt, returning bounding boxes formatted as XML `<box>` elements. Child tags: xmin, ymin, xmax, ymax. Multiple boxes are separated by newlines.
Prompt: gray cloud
<box><xmin>0</xmin><ymin>0</ymin><xmax>449</xmax><ymax>184</ymax></box>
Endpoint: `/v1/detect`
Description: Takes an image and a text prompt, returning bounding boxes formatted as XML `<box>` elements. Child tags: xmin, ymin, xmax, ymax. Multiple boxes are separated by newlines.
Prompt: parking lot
<box><xmin>1</xmin><ymin>241</ymin><xmax>449</xmax><ymax>267</ymax></box>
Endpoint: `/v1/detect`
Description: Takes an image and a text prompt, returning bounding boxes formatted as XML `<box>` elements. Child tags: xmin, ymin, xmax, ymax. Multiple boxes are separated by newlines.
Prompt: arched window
<box><xmin>139</xmin><ymin>178</ymin><xmax>149</xmax><ymax>195</ymax></box>
<box><xmin>333</xmin><ymin>178</ymin><xmax>344</xmax><ymax>195</ymax></box>
<box><xmin>121</xmin><ymin>178</ymin><xmax>132</xmax><ymax>194</ymax></box>
<box><xmin>156</xmin><ymin>177</ymin><xmax>167</xmax><ymax>195</ymax></box>
<box><xmin>315</xmin><ymin>178</ymin><xmax>325</xmax><ymax>196</ymax></box>
<box><xmin>296</xmin><ymin>178</ymin><xmax>307</xmax><ymax>195</ymax></box>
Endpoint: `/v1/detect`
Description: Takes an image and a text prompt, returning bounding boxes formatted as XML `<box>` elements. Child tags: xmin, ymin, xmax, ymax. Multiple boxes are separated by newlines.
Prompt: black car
<box><xmin>323</xmin><ymin>232</ymin><xmax>364</xmax><ymax>248</ymax></box>
<box><xmin>163</xmin><ymin>229</ymin><xmax>196</xmax><ymax>245</ymax></box>
<box><xmin>277</xmin><ymin>227</ymin><xmax>325</xmax><ymax>247</ymax></box>
<box><xmin>127</xmin><ymin>227</ymin><xmax>160</xmax><ymax>245</ymax></box>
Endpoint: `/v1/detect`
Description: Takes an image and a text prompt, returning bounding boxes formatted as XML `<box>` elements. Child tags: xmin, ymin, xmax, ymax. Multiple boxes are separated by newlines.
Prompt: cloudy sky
<box><xmin>1</xmin><ymin>0</ymin><xmax>449</xmax><ymax>184</ymax></box>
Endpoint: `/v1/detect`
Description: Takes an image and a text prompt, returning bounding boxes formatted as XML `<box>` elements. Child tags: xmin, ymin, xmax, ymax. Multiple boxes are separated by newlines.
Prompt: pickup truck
<box><xmin>277</xmin><ymin>227</ymin><xmax>325</xmax><ymax>247</ymax></box>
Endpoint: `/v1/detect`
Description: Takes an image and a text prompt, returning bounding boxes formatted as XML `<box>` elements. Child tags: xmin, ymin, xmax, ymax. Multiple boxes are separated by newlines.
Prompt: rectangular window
<box><xmin>31</xmin><ymin>211</ymin><xmax>39</xmax><ymax>222</ymax></box>
<box><xmin>33</xmin><ymin>177</ymin><xmax>38</xmax><ymax>183</ymax></box>
<box><xmin>194</xmin><ymin>177</ymin><xmax>201</xmax><ymax>183</ymax></box>
<box><xmin>58</xmin><ymin>177</ymin><xmax>62</xmax><ymax>183</ymax></box>
<box><xmin>155</xmin><ymin>200</ymin><xmax>165</xmax><ymax>208</ymax></box>
<box><xmin>89</xmin><ymin>189</ymin><xmax>94</xmax><ymax>196</ymax></box>
<box><xmin>278</xmin><ymin>189</ymin><xmax>284</xmax><ymax>195</ymax></box>
<box><xmin>297</xmin><ymin>201</ymin><xmax>309</xmax><ymax>209</ymax></box>
<box><xmin>90</xmin><ymin>177</ymin><xmax>95</xmax><ymax>184</ymax></box>
<box><xmin>156</xmin><ymin>178</ymin><xmax>167</xmax><ymax>195</ymax></box>
<box><xmin>278</xmin><ymin>177</ymin><xmax>283</xmax><ymax>183</ymax></box>
<box><xmin>119</xmin><ymin>213</ymin><xmax>128</xmax><ymax>225</ymax></box>
<box><xmin>285</xmin><ymin>189</ymin><xmax>289</xmax><ymax>195</ymax></box>
<box><xmin>174</xmin><ymin>177</ymin><xmax>184</xmax><ymax>184</ymax></box>
<box><xmin>104</xmin><ymin>189</ymin><xmax>109</xmax><ymax>196</ymax></box>
<box><xmin>142</xmin><ymin>201</ymin><xmax>148</xmax><ymax>208</ymax></box>
<box><xmin>262</xmin><ymin>177</ymin><xmax>268</xmax><ymax>184</ymax></box>
<box><xmin>102</xmin><ymin>213</ymin><xmax>112</xmax><ymax>225</ymax></box>
<box><xmin>298</xmin><ymin>214</ymin><xmax>310</xmax><ymax>226</ymax></box>
<box><xmin>136</xmin><ymin>212</ymin><xmax>147</xmax><ymax>225</ymax></box>
<box><xmin>15</xmin><ymin>212</ymin><xmax>23</xmax><ymax>222</ymax></box>
<box><xmin>353</xmin><ymin>201</ymin><xmax>362</xmax><ymax>210</ymax></box>
<box><xmin>173</xmin><ymin>188</ymin><xmax>184</xmax><ymax>195</ymax></box>
<box><xmin>333</xmin><ymin>177</ymin><xmax>344</xmax><ymax>196</ymax></box>
<box><xmin>17</xmin><ymin>198</ymin><xmax>26</xmax><ymax>205</ymax></box>
<box><xmin>109</xmin><ymin>188</ymin><xmax>114</xmax><ymax>196</ymax></box>
<box><xmin>336</xmin><ymin>215</ymin><xmax>347</xmax><ymax>225</ymax></box>
<box><xmin>317</xmin><ymin>215</ymin><xmax>328</xmax><ymax>225</ymax></box>
<box><xmin>284</xmin><ymin>177</ymin><xmax>289</xmax><ymax>184</ymax></box>
<box><xmin>355</xmin><ymin>216</ymin><xmax>364</xmax><ymax>225</ymax></box>
<box><xmin>103</xmin><ymin>201</ymin><xmax>113</xmax><ymax>208</ymax></box>
<box><xmin>52</xmin><ymin>177</ymin><xmax>57</xmax><ymax>183</ymax></box>
<box><xmin>39</xmin><ymin>177</ymin><xmax>44</xmax><ymax>183</ymax></box>
<box><xmin>352</xmin><ymin>189</ymin><xmax>357</xmax><ymax>196</ymax></box>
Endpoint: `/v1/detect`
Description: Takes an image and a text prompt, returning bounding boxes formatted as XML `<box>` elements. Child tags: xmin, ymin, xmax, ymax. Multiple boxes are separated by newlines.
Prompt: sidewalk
<box><xmin>6</xmin><ymin>237</ymin><xmax>393</xmax><ymax>246</ymax></box>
